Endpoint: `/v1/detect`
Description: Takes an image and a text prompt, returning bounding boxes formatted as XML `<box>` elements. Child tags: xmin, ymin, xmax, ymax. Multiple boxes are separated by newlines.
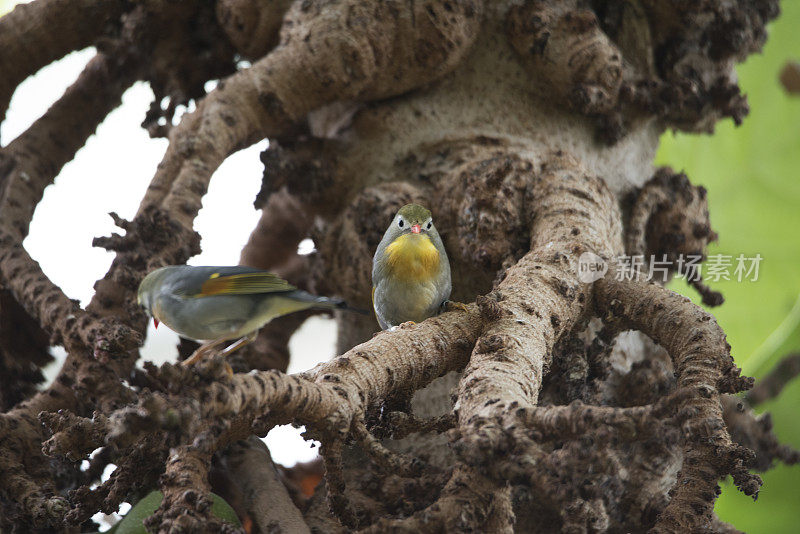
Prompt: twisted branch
<box><xmin>0</xmin><ymin>0</ymin><xmax>128</xmax><ymax>129</ymax></box>
<box><xmin>595</xmin><ymin>275</ymin><xmax>756</xmax><ymax>532</ymax></box>
<box><xmin>0</xmin><ymin>1</ymin><xmax>793</xmax><ymax>532</ymax></box>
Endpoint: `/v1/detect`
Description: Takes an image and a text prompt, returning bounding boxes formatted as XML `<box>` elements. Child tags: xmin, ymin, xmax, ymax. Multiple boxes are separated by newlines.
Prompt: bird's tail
<box><xmin>322</xmin><ymin>297</ymin><xmax>370</xmax><ymax>315</ymax></box>
<box><xmin>290</xmin><ymin>290</ymin><xmax>370</xmax><ymax>315</ymax></box>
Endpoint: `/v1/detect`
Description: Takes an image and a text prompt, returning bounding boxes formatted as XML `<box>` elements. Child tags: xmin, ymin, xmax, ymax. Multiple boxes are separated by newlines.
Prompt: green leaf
<box><xmin>746</xmin><ymin>293</ymin><xmax>800</xmax><ymax>376</ymax></box>
<box><xmin>113</xmin><ymin>490</ymin><xmax>241</xmax><ymax>534</ymax></box>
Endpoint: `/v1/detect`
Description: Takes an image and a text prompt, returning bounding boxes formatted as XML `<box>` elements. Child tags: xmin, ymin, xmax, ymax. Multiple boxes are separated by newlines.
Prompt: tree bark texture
<box><xmin>0</xmin><ymin>1</ymin><xmax>796</xmax><ymax>533</ymax></box>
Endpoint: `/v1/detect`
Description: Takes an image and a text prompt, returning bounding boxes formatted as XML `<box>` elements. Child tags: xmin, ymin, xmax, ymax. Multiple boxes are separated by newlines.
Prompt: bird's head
<box><xmin>137</xmin><ymin>266</ymin><xmax>171</xmax><ymax>328</ymax></box>
<box><xmin>388</xmin><ymin>204</ymin><xmax>437</xmax><ymax>240</ymax></box>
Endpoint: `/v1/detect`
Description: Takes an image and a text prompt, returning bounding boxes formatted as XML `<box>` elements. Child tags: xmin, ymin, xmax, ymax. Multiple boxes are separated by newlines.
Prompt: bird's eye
<box><xmin>398</xmin><ymin>219</ymin><xmax>404</xmax><ymax>228</ymax></box>
<box><xmin>426</xmin><ymin>222</ymin><xmax>432</xmax><ymax>230</ymax></box>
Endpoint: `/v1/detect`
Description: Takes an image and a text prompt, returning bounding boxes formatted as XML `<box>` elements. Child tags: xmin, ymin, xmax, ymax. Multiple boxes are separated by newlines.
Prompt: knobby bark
<box><xmin>0</xmin><ymin>1</ymin><xmax>796</xmax><ymax>533</ymax></box>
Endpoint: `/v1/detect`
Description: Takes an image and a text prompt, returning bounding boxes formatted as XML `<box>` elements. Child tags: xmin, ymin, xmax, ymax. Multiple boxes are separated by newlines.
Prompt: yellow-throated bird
<box><xmin>372</xmin><ymin>204</ymin><xmax>451</xmax><ymax>330</ymax></box>
<box><xmin>138</xmin><ymin>265</ymin><xmax>355</xmax><ymax>366</ymax></box>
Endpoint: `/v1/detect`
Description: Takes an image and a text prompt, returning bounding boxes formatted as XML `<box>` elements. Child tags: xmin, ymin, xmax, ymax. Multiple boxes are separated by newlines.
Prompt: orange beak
<box><xmin>153</xmin><ymin>318</ymin><xmax>159</xmax><ymax>329</ymax></box>
<box><xmin>411</xmin><ymin>224</ymin><xmax>421</xmax><ymax>234</ymax></box>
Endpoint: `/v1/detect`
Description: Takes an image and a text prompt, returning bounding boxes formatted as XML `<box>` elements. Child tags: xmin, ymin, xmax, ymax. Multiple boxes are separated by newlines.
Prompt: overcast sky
<box><xmin>2</xmin><ymin>40</ymin><xmax>335</xmax><ymax>468</ymax></box>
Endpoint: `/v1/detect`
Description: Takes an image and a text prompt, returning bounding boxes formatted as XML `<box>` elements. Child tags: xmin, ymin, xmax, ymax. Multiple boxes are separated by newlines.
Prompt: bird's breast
<box><xmin>384</xmin><ymin>234</ymin><xmax>440</xmax><ymax>282</ymax></box>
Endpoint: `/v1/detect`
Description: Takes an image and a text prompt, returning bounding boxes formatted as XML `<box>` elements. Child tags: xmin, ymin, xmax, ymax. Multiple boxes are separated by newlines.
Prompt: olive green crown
<box><xmin>396</xmin><ymin>204</ymin><xmax>432</xmax><ymax>223</ymax></box>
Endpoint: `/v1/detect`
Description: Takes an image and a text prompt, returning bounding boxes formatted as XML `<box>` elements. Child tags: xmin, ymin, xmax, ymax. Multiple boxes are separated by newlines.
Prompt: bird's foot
<box><xmin>445</xmin><ymin>300</ymin><xmax>470</xmax><ymax>313</ymax></box>
<box><xmin>181</xmin><ymin>347</ymin><xmax>210</xmax><ymax>367</ymax></box>
<box><xmin>181</xmin><ymin>337</ymin><xmax>229</xmax><ymax>367</ymax></box>
<box><xmin>183</xmin><ymin>349</ymin><xmax>234</xmax><ymax>377</ymax></box>
<box><xmin>220</xmin><ymin>332</ymin><xmax>256</xmax><ymax>357</ymax></box>
<box><xmin>182</xmin><ymin>332</ymin><xmax>256</xmax><ymax>368</ymax></box>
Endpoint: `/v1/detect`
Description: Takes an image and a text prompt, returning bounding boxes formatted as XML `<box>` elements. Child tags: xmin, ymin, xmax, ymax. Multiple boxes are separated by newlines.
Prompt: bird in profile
<box><xmin>137</xmin><ymin>265</ymin><xmax>356</xmax><ymax>366</ymax></box>
<box><xmin>372</xmin><ymin>204</ymin><xmax>452</xmax><ymax>330</ymax></box>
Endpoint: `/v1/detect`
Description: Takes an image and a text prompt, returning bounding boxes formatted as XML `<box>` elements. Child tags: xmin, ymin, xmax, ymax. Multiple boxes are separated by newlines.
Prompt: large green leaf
<box><xmin>658</xmin><ymin>2</ymin><xmax>800</xmax><ymax>532</ymax></box>
<box><xmin>110</xmin><ymin>490</ymin><xmax>240</xmax><ymax>534</ymax></box>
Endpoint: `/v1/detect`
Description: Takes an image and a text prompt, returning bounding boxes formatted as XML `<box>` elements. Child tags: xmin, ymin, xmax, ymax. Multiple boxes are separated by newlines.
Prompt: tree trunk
<box><xmin>0</xmin><ymin>0</ymin><xmax>795</xmax><ymax>533</ymax></box>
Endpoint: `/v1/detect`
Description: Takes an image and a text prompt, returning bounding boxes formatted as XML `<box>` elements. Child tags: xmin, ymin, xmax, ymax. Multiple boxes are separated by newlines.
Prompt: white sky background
<box><xmin>1</xmin><ymin>23</ymin><xmax>337</xmax><ymax>471</ymax></box>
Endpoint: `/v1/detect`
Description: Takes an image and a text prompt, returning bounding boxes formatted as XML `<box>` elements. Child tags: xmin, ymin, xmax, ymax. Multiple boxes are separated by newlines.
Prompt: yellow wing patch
<box><xmin>385</xmin><ymin>234</ymin><xmax>440</xmax><ymax>282</ymax></box>
<box><xmin>198</xmin><ymin>272</ymin><xmax>295</xmax><ymax>296</ymax></box>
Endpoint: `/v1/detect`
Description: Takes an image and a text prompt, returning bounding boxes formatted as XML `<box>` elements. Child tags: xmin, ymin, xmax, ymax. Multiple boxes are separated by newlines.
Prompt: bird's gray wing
<box><xmin>168</xmin><ymin>266</ymin><xmax>295</xmax><ymax>297</ymax></box>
